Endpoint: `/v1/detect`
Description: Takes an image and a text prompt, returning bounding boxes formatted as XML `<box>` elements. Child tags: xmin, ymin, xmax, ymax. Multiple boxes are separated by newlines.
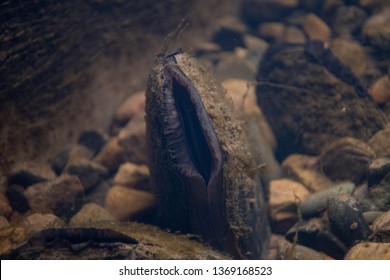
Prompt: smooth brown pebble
<box><xmin>104</xmin><ymin>186</ymin><xmax>155</xmax><ymax>221</ymax></box>
<box><xmin>282</xmin><ymin>25</ymin><xmax>306</xmax><ymax>44</ymax></box>
<box><xmin>282</xmin><ymin>154</ymin><xmax>334</xmax><ymax>192</ymax></box>
<box><xmin>118</xmin><ymin>116</ymin><xmax>148</xmax><ymax>165</ymax></box>
<box><xmin>94</xmin><ymin>136</ymin><xmax>126</xmax><ymax>172</ymax></box>
<box><xmin>369</xmin><ymin>75</ymin><xmax>390</xmax><ymax>105</ymax></box>
<box><xmin>114</xmin><ymin>163</ymin><xmax>150</xmax><ymax>191</ymax></box>
<box><xmin>302</xmin><ymin>13</ymin><xmax>331</xmax><ymax>43</ymax></box>
<box><xmin>258</xmin><ymin>22</ymin><xmax>285</xmax><ymax>42</ymax></box>
<box><xmin>330</xmin><ymin>38</ymin><xmax>368</xmax><ymax>77</ymax></box>
<box><xmin>345</xmin><ymin>242</ymin><xmax>390</xmax><ymax>259</ymax></box>
<box><xmin>69</xmin><ymin>202</ymin><xmax>114</xmax><ymax>226</ymax></box>
<box><xmin>0</xmin><ymin>216</ymin><xmax>9</xmax><ymax>229</ymax></box>
<box><xmin>269</xmin><ymin>178</ymin><xmax>310</xmax><ymax>209</ymax></box>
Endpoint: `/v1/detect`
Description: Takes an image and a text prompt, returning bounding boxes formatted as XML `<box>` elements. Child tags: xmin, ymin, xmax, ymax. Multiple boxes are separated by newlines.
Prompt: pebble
<box><xmin>368</xmin><ymin>157</ymin><xmax>390</xmax><ymax>187</ymax></box>
<box><xmin>317</xmin><ymin>137</ymin><xmax>375</xmax><ymax>185</ymax></box>
<box><xmin>282</xmin><ymin>25</ymin><xmax>306</xmax><ymax>44</ymax></box>
<box><xmin>113</xmin><ymin>91</ymin><xmax>145</xmax><ymax>127</ymax></box>
<box><xmin>369</xmin><ymin>75</ymin><xmax>390</xmax><ymax>105</ymax></box>
<box><xmin>285</xmin><ymin>218</ymin><xmax>348</xmax><ymax>259</ymax></box>
<box><xmin>300</xmin><ymin>182</ymin><xmax>355</xmax><ymax>217</ymax></box>
<box><xmin>269</xmin><ymin>179</ymin><xmax>309</xmax><ymax>233</ymax></box>
<box><xmin>258</xmin><ymin>22</ymin><xmax>285</xmax><ymax>42</ymax></box>
<box><xmin>50</xmin><ymin>148</ymin><xmax>70</xmax><ymax>175</ymax></box>
<box><xmin>345</xmin><ymin>242</ymin><xmax>390</xmax><ymax>259</ymax></box>
<box><xmin>77</xmin><ymin>130</ymin><xmax>107</xmax><ymax>156</ymax></box>
<box><xmin>83</xmin><ymin>181</ymin><xmax>111</xmax><ymax>207</ymax></box>
<box><xmin>69</xmin><ymin>202</ymin><xmax>114</xmax><ymax>226</ymax></box>
<box><xmin>270</xmin><ymin>179</ymin><xmax>310</xmax><ymax>208</ymax></box>
<box><xmin>368</xmin><ymin>128</ymin><xmax>390</xmax><ymax>157</ymax></box>
<box><xmin>269</xmin><ymin>235</ymin><xmax>332</xmax><ymax>260</ymax></box>
<box><xmin>8</xmin><ymin>161</ymin><xmax>56</xmax><ymax>187</ymax></box>
<box><xmin>330</xmin><ymin>38</ymin><xmax>368</xmax><ymax>77</ymax></box>
<box><xmin>0</xmin><ymin>192</ymin><xmax>12</xmax><ymax>217</ymax></box>
<box><xmin>331</xmin><ymin>5</ymin><xmax>367</xmax><ymax>38</ymax></box>
<box><xmin>19</xmin><ymin>213</ymin><xmax>64</xmax><ymax>236</ymax></box>
<box><xmin>0</xmin><ymin>226</ymin><xmax>27</xmax><ymax>254</ymax></box>
<box><xmin>302</xmin><ymin>13</ymin><xmax>332</xmax><ymax>43</ymax></box>
<box><xmin>94</xmin><ymin>136</ymin><xmax>126</xmax><ymax>172</ymax></box>
<box><xmin>282</xmin><ymin>154</ymin><xmax>334</xmax><ymax>192</ymax></box>
<box><xmin>362</xmin><ymin>8</ymin><xmax>390</xmax><ymax>51</ymax></box>
<box><xmin>104</xmin><ymin>186</ymin><xmax>156</xmax><ymax>221</ymax></box>
<box><xmin>327</xmin><ymin>194</ymin><xmax>371</xmax><ymax>246</ymax></box>
<box><xmin>212</xmin><ymin>16</ymin><xmax>246</xmax><ymax>51</ymax></box>
<box><xmin>24</xmin><ymin>175</ymin><xmax>84</xmax><ymax>215</ymax></box>
<box><xmin>371</xmin><ymin>210</ymin><xmax>390</xmax><ymax>242</ymax></box>
<box><xmin>113</xmin><ymin>163</ymin><xmax>150</xmax><ymax>191</ymax></box>
<box><xmin>367</xmin><ymin>170</ymin><xmax>390</xmax><ymax>211</ymax></box>
<box><xmin>117</xmin><ymin>116</ymin><xmax>148</xmax><ymax>165</ymax></box>
<box><xmin>65</xmin><ymin>158</ymin><xmax>108</xmax><ymax>191</ymax></box>
<box><xmin>240</xmin><ymin>0</ymin><xmax>299</xmax><ymax>26</ymax></box>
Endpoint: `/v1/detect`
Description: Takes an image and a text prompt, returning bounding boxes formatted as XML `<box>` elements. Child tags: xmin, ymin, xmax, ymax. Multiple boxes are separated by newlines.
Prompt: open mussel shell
<box><xmin>145</xmin><ymin>50</ymin><xmax>270</xmax><ymax>259</ymax></box>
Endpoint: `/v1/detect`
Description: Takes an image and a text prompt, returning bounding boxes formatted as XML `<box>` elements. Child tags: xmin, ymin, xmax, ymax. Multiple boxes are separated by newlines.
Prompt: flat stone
<box><xmin>0</xmin><ymin>192</ymin><xmax>12</xmax><ymax>217</ymax></box>
<box><xmin>24</xmin><ymin>175</ymin><xmax>84</xmax><ymax>215</ymax></box>
<box><xmin>114</xmin><ymin>91</ymin><xmax>145</xmax><ymax>123</ymax></box>
<box><xmin>302</xmin><ymin>13</ymin><xmax>331</xmax><ymax>43</ymax></box>
<box><xmin>8</xmin><ymin>161</ymin><xmax>56</xmax><ymax>187</ymax></box>
<box><xmin>69</xmin><ymin>202</ymin><xmax>114</xmax><ymax>226</ymax></box>
<box><xmin>345</xmin><ymin>242</ymin><xmax>390</xmax><ymax>259</ymax></box>
<box><xmin>330</xmin><ymin>38</ymin><xmax>369</xmax><ymax>77</ymax></box>
<box><xmin>77</xmin><ymin>130</ymin><xmax>107</xmax><ymax>155</ymax></box>
<box><xmin>19</xmin><ymin>213</ymin><xmax>64</xmax><ymax>236</ymax></box>
<box><xmin>369</xmin><ymin>75</ymin><xmax>390</xmax><ymax>105</ymax></box>
<box><xmin>104</xmin><ymin>186</ymin><xmax>156</xmax><ymax>221</ymax></box>
<box><xmin>282</xmin><ymin>154</ymin><xmax>334</xmax><ymax>192</ymax></box>
<box><xmin>113</xmin><ymin>163</ymin><xmax>150</xmax><ymax>191</ymax></box>
<box><xmin>368</xmin><ymin>128</ymin><xmax>390</xmax><ymax>157</ymax></box>
<box><xmin>65</xmin><ymin>158</ymin><xmax>108</xmax><ymax>191</ymax></box>
<box><xmin>300</xmin><ymin>182</ymin><xmax>356</xmax><ymax>217</ymax></box>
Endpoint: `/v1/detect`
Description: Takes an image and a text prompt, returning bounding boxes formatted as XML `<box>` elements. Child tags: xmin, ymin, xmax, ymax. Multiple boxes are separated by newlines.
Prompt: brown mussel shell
<box><xmin>145</xmin><ymin>51</ymin><xmax>270</xmax><ymax>259</ymax></box>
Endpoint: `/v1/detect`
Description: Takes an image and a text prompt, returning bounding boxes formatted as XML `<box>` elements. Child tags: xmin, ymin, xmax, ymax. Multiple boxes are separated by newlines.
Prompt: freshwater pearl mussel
<box><xmin>145</xmin><ymin>50</ymin><xmax>270</xmax><ymax>259</ymax></box>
